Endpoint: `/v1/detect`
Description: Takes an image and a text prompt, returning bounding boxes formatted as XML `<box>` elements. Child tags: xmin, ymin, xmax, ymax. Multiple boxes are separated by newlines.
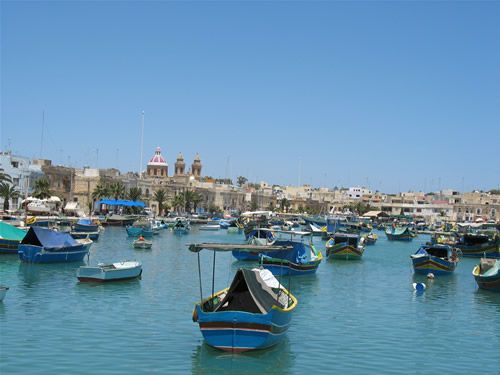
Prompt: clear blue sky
<box><xmin>1</xmin><ymin>1</ymin><xmax>499</xmax><ymax>193</ymax></box>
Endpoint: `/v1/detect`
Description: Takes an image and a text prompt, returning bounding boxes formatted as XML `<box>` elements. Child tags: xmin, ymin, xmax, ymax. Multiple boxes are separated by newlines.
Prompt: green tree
<box><xmin>127</xmin><ymin>187</ymin><xmax>142</xmax><ymax>202</ymax></box>
<box><xmin>0</xmin><ymin>173</ymin><xmax>12</xmax><ymax>184</ymax></box>
<box><xmin>280</xmin><ymin>198</ymin><xmax>291</xmax><ymax>213</ymax></box>
<box><xmin>153</xmin><ymin>189</ymin><xmax>168</xmax><ymax>216</ymax></box>
<box><xmin>109</xmin><ymin>181</ymin><xmax>126</xmax><ymax>200</ymax></box>
<box><xmin>186</xmin><ymin>190</ymin><xmax>203</xmax><ymax>212</ymax></box>
<box><xmin>0</xmin><ymin>182</ymin><xmax>20</xmax><ymax>211</ymax></box>
<box><xmin>33</xmin><ymin>178</ymin><xmax>51</xmax><ymax>199</ymax></box>
<box><xmin>237</xmin><ymin>176</ymin><xmax>248</xmax><ymax>186</ymax></box>
<box><xmin>92</xmin><ymin>181</ymin><xmax>111</xmax><ymax>201</ymax></box>
<box><xmin>171</xmin><ymin>194</ymin><xmax>185</xmax><ymax>212</ymax></box>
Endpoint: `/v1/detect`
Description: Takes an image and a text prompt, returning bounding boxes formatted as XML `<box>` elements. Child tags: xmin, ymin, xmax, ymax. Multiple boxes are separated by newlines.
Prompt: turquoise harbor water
<box><xmin>1</xmin><ymin>227</ymin><xmax>499</xmax><ymax>374</ymax></box>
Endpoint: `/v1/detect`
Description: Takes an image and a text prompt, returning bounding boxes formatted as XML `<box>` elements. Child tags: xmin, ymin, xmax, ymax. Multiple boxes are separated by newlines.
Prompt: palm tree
<box><xmin>184</xmin><ymin>190</ymin><xmax>202</xmax><ymax>212</ymax></box>
<box><xmin>171</xmin><ymin>194</ymin><xmax>185</xmax><ymax>213</ymax></box>
<box><xmin>109</xmin><ymin>181</ymin><xmax>126</xmax><ymax>200</ymax></box>
<box><xmin>0</xmin><ymin>182</ymin><xmax>20</xmax><ymax>211</ymax></box>
<box><xmin>92</xmin><ymin>181</ymin><xmax>111</xmax><ymax>201</ymax></box>
<box><xmin>190</xmin><ymin>191</ymin><xmax>203</xmax><ymax>212</ymax></box>
<box><xmin>153</xmin><ymin>189</ymin><xmax>168</xmax><ymax>216</ymax></box>
<box><xmin>0</xmin><ymin>173</ymin><xmax>12</xmax><ymax>184</ymax></box>
<box><xmin>33</xmin><ymin>178</ymin><xmax>51</xmax><ymax>199</ymax></box>
<box><xmin>127</xmin><ymin>187</ymin><xmax>142</xmax><ymax>202</ymax></box>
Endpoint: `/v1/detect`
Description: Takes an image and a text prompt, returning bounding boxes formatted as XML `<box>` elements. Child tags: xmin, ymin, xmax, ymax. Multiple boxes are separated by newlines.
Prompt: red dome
<box><xmin>148</xmin><ymin>147</ymin><xmax>168</xmax><ymax>166</ymax></box>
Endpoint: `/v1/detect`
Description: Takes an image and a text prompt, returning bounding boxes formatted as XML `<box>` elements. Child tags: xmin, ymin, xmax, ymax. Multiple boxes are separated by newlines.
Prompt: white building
<box><xmin>0</xmin><ymin>151</ymin><xmax>43</xmax><ymax>210</ymax></box>
<box><xmin>348</xmin><ymin>187</ymin><xmax>372</xmax><ymax>199</ymax></box>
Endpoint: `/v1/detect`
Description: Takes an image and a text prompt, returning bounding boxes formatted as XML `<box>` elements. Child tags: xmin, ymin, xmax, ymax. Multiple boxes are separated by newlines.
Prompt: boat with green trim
<box><xmin>385</xmin><ymin>225</ymin><xmax>414</xmax><ymax>241</ymax></box>
<box><xmin>410</xmin><ymin>244</ymin><xmax>459</xmax><ymax>275</ymax></box>
<box><xmin>0</xmin><ymin>221</ymin><xmax>27</xmax><ymax>254</ymax></box>
<box><xmin>472</xmin><ymin>258</ymin><xmax>500</xmax><ymax>291</ymax></box>
<box><xmin>455</xmin><ymin>233</ymin><xmax>499</xmax><ymax>258</ymax></box>
<box><xmin>325</xmin><ymin>232</ymin><xmax>365</xmax><ymax>260</ymax></box>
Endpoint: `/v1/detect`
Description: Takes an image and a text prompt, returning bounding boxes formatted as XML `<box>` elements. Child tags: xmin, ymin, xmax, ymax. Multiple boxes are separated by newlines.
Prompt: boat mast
<box><xmin>139</xmin><ymin>110</ymin><xmax>144</xmax><ymax>179</ymax></box>
<box><xmin>40</xmin><ymin>110</ymin><xmax>45</xmax><ymax>158</ymax></box>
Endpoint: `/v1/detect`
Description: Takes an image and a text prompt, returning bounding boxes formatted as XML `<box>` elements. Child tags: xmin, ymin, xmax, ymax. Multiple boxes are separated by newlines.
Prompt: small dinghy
<box><xmin>0</xmin><ymin>285</ymin><xmax>9</xmax><ymax>302</ymax></box>
<box><xmin>133</xmin><ymin>236</ymin><xmax>153</xmax><ymax>249</ymax></box>
<box><xmin>473</xmin><ymin>258</ymin><xmax>500</xmax><ymax>292</ymax></box>
<box><xmin>77</xmin><ymin>261</ymin><xmax>142</xmax><ymax>282</ymax></box>
<box><xmin>199</xmin><ymin>225</ymin><xmax>220</xmax><ymax>231</ymax></box>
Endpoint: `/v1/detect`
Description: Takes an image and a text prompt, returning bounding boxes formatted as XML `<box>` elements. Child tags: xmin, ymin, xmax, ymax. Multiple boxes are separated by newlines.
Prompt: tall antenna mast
<box><xmin>40</xmin><ymin>110</ymin><xmax>45</xmax><ymax>158</ymax></box>
<box><xmin>139</xmin><ymin>110</ymin><xmax>144</xmax><ymax>179</ymax></box>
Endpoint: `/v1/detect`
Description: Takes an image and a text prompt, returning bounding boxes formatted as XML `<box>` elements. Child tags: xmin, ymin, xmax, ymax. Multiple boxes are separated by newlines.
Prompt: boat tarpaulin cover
<box><xmin>96</xmin><ymin>199</ymin><xmax>145</xmax><ymax>207</ymax></box>
<box><xmin>21</xmin><ymin>227</ymin><xmax>78</xmax><ymax>248</ymax></box>
<box><xmin>76</xmin><ymin>218</ymin><xmax>93</xmax><ymax>226</ymax></box>
<box><xmin>214</xmin><ymin>269</ymin><xmax>281</xmax><ymax>314</ymax></box>
<box><xmin>0</xmin><ymin>221</ymin><xmax>27</xmax><ymax>241</ymax></box>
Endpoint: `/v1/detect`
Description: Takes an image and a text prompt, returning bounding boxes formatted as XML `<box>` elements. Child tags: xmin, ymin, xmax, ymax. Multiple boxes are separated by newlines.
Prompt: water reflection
<box><xmin>191</xmin><ymin>339</ymin><xmax>293</xmax><ymax>375</ymax></box>
<box><xmin>17</xmin><ymin>262</ymin><xmax>83</xmax><ymax>286</ymax></box>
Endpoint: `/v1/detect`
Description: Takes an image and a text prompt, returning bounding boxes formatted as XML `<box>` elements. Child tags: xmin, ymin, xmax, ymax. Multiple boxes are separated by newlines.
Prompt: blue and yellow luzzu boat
<box><xmin>73</xmin><ymin>218</ymin><xmax>99</xmax><ymax>233</ymax></box>
<box><xmin>472</xmin><ymin>258</ymin><xmax>500</xmax><ymax>292</ymax></box>
<box><xmin>192</xmin><ymin>268</ymin><xmax>297</xmax><ymax>353</ymax></box>
<box><xmin>325</xmin><ymin>233</ymin><xmax>365</xmax><ymax>260</ymax></box>
<box><xmin>455</xmin><ymin>233</ymin><xmax>499</xmax><ymax>258</ymax></box>
<box><xmin>232</xmin><ymin>228</ymin><xmax>277</xmax><ymax>261</ymax></box>
<box><xmin>0</xmin><ymin>221</ymin><xmax>27</xmax><ymax>254</ymax></box>
<box><xmin>410</xmin><ymin>244</ymin><xmax>459</xmax><ymax>275</ymax></box>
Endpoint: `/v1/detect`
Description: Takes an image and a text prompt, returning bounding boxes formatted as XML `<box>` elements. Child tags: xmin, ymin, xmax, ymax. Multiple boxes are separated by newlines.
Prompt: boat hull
<box><xmin>77</xmin><ymin>265</ymin><xmax>142</xmax><ymax>282</ymax></box>
<box><xmin>326</xmin><ymin>244</ymin><xmax>364</xmax><ymax>260</ymax></box>
<box><xmin>194</xmin><ymin>304</ymin><xmax>293</xmax><ymax>352</ymax></box>
<box><xmin>0</xmin><ymin>239</ymin><xmax>21</xmax><ymax>254</ymax></box>
<box><xmin>411</xmin><ymin>255</ymin><xmax>457</xmax><ymax>275</ymax></box>
<box><xmin>133</xmin><ymin>241</ymin><xmax>152</xmax><ymax>249</ymax></box>
<box><xmin>386</xmin><ymin>232</ymin><xmax>413</xmax><ymax>241</ymax></box>
<box><xmin>18</xmin><ymin>243</ymin><xmax>92</xmax><ymax>263</ymax></box>
<box><xmin>70</xmin><ymin>231</ymin><xmax>100</xmax><ymax>241</ymax></box>
<box><xmin>473</xmin><ymin>264</ymin><xmax>500</xmax><ymax>292</ymax></box>
<box><xmin>261</xmin><ymin>255</ymin><xmax>322</xmax><ymax>276</ymax></box>
<box><xmin>456</xmin><ymin>243</ymin><xmax>500</xmax><ymax>258</ymax></box>
<box><xmin>73</xmin><ymin>223</ymin><xmax>99</xmax><ymax>232</ymax></box>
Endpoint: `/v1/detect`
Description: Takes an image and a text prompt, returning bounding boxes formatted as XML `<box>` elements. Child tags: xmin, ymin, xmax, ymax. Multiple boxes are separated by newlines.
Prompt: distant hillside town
<box><xmin>0</xmin><ymin>148</ymin><xmax>498</xmax><ymax>222</ymax></box>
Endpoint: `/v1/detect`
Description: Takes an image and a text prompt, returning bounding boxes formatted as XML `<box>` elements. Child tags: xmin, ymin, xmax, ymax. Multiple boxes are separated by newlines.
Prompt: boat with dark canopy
<box><xmin>189</xmin><ymin>242</ymin><xmax>297</xmax><ymax>353</ymax></box>
<box><xmin>18</xmin><ymin>226</ymin><xmax>92</xmax><ymax>263</ymax></box>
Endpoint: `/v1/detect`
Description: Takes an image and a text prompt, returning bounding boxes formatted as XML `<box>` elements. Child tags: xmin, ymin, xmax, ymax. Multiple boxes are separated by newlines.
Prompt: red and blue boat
<box><xmin>325</xmin><ymin>233</ymin><xmax>365</xmax><ymax>260</ymax></box>
<box><xmin>410</xmin><ymin>244</ymin><xmax>459</xmax><ymax>275</ymax></box>
<box><xmin>189</xmin><ymin>244</ymin><xmax>297</xmax><ymax>353</ymax></box>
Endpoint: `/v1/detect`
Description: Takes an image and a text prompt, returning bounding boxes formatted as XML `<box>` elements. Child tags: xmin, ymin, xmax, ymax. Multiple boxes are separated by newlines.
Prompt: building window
<box><xmin>73</xmin><ymin>197</ymin><xmax>78</xmax><ymax>202</ymax></box>
<box><xmin>476</xmin><ymin>208</ymin><xmax>481</xmax><ymax>215</ymax></box>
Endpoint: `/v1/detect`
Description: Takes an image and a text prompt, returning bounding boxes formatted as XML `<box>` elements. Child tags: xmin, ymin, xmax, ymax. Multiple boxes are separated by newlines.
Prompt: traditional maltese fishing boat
<box><xmin>472</xmin><ymin>258</ymin><xmax>500</xmax><ymax>292</ymax></box>
<box><xmin>189</xmin><ymin>242</ymin><xmax>298</xmax><ymax>353</ymax></box>
<box><xmin>410</xmin><ymin>244</ymin><xmax>459</xmax><ymax>275</ymax></box>
<box><xmin>325</xmin><ymin>232</ymin><xmax>365</xmax><ymax>260</ymax></box>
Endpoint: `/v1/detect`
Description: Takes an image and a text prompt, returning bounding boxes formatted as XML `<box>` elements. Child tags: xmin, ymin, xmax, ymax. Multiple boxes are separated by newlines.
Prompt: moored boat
<box><xmin>0</xmin><ymin>221</ymin><xmax>27</xmax><ymax>254</ymax></box>
<box><xmin>172</xmin><ymin>217</ymin><xmax>191</xmax><ymax>234</ymax></box>
<box><xmin>326</xmin><ymin>233</ymin><xmax>365</xmax><ymax>260</ymax></box>
<box><xmin>260</xmin><ymin>231</ymin><xmax>323</xmax><ymax>276</ymax></box>
<box><xmin>18</xmin><ymin>226</ymin><xmax>92</xmax><ymax>263</ymax></box>
<box><xmin>472</xmin><ymin>258</ymin><xmax>500</xmax><ymax>291</ymax></box>
<box><xmin>191</xmin><ymin>266</ymin><xmax>297</xmax><ymax>353</ymax></box>
<box><xmin>73</xmin><ymin>218</ymin><xmax>99</xmax><ymax>232</ymax></box>
<box><xmin>70</xmin><ymin>231</ymin><xmax>100</xmax><ymax>241</ymax></box>
<box><xmin>385</xmin><ymin>225</ymin><xmax>414</xmax><ymax>241</ymax></box>
<box><xmin>455</xmin><ymin>233</ymin><xmax>499</xmax><ymax>258</ymax></box>
<box><xmin>410</xmin><ymin>244</ymin><xmax>459</xmax><ymax>275</ymax></box>
<box><xmin>103</xmin><ymin>214</ymin><xmax>136</xmax><ymax>226</ymax></box>
<box><xmin>365</xmin><ymin>232</ymin><xmax>378</xmax><ymax>245</ymax></box>
<box><xmin>0</xmin><ymin>285</ymin><xmax>9</xmax><ymax>302</ymax></box>
<box><xmin>77</xmin><ymin>261</ymin><xmax>142</xmax><ymax>282</ymax></box>
<box><xmin>133</xmin><ymin>236</ymin><xmax>153</xmax><ymax>249</ymax></box>
<box><xmin>199</xmin><ymin>224</ymin><xmax>220</xmax><ymax>231</ymax></box>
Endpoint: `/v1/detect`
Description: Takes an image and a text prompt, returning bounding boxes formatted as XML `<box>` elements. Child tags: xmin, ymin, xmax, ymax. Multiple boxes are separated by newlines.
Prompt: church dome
<box><xmin>148</xmin><ymin>147</ymin><xmax>168</xmax><ymax>166</ymax></box>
